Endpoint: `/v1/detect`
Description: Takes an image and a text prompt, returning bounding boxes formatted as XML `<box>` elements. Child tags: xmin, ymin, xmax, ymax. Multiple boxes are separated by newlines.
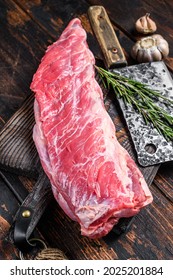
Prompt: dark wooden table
<box><xmin>0</xmin><ymin>0</ymin><xmax>173</xmax><ymax>260</ymax></box>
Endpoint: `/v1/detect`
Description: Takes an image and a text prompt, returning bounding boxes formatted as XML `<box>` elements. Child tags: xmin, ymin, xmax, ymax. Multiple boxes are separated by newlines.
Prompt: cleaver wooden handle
<box><xmin>88</xmin><ymin>5</ymin><xmax>127</xmax><ymax>69</ymax></box>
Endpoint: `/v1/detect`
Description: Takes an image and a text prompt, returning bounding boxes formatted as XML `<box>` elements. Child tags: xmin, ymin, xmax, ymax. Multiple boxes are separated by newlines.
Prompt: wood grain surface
<box><xmin>0</xmin><ymin>0</ymin><xmax>173</xmax><ymax>260</ymax></box>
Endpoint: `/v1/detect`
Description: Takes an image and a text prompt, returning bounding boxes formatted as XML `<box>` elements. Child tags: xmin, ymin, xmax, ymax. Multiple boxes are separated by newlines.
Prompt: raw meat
<box><xmin>30</xmin><ymin>18</ymin><xmax>153</xmax><ymax>238</ymax></box>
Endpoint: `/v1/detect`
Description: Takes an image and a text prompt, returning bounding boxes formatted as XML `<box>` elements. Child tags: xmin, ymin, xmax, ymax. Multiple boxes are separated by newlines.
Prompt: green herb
<box><xmin>95</xmin><ymin>65</ymin><xmax>173</xmax><ymax>141</ymax></box>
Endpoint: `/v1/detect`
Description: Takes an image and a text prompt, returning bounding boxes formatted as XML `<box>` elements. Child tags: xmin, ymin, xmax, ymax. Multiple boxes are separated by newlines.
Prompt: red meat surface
<box><xmin>30</xmin><ymin>18</ymin><xmax>153</xmax><ymax>238</ymax></box>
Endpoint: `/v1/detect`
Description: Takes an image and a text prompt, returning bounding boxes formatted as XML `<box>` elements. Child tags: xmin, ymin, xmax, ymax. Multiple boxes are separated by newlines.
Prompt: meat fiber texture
<box><xmin>30</xmin><ymin>18</ymin><xmax>153</xmax><ymax>239</ymax></box>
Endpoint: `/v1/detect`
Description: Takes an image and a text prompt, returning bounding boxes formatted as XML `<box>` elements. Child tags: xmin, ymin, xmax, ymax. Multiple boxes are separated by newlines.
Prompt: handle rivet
<box><xmin>22</xmin><ymin>210</ymin><xmax>31</xmax><ymax>218</ymax></box>
<box><xmin>112</xmin><ymin>47</ymin><xmax>118</xmax><ymax>53</ymax></box>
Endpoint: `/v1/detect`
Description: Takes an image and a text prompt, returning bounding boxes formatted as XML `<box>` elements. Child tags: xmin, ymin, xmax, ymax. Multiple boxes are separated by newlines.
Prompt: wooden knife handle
<box><xmin>88</xmin><ymin>6</ymin><xmax>127</xmax><ymax>69</ymax></box>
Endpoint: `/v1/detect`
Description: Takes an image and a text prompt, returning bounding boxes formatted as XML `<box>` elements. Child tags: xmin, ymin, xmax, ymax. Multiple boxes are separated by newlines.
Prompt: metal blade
<box><xmin>113</xmin><ymin>61</ymin><xmax>173</xmax><ymax>166</ymax></box>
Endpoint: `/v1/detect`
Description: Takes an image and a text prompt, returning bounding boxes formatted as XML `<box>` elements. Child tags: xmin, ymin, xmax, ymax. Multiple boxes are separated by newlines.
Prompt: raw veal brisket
<box><xmin>30</xmin><ymin>18</ymin><xmax>153</xmax><ymax>238</ymax></box>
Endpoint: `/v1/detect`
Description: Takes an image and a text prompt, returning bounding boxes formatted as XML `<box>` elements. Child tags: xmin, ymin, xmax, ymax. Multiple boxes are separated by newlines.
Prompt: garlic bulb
<box><xmin>131</xmin><ymin>34</ymin><xmax>169</xmax><ymax>63</ymax></box>
<box><xmin>135</xmin><ymin>13</ymin><xmax>157</xmax><ymax>34</ymax></box>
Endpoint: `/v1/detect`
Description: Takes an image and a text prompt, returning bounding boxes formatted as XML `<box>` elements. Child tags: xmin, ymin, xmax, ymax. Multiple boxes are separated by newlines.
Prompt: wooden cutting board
<box><xmin>0</xmin><ymin>94</ymin><xmax>40</xmax><ymax>179</ymax></box>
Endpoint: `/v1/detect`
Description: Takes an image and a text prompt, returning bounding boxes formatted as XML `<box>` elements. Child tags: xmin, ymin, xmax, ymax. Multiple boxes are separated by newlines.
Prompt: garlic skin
<box><xmin>131</xmin><ymin>34</ymin><xmax>169</xmax><ymax>63</ymax></box>
<box><xmin>135</xmin><ymin>13</ymin><xmax>157</xmax><ymax>34</ymax></box>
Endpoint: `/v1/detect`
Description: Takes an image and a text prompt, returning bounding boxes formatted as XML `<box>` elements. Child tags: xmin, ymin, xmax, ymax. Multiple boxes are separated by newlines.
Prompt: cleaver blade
<box><xmin>88</xmin><ymin>5</ymin><xmax>173</xmax><ymax>167</ymax></box>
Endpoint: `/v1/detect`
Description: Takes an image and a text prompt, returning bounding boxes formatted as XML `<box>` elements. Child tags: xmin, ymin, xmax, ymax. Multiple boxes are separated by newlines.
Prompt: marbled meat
<box><xmin>30</xmin><ymin>18</ymin><xmax>153</xmax><ymax>238</ymax></box>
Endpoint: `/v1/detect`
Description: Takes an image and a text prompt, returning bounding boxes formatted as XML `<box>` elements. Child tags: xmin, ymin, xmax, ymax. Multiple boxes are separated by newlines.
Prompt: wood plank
<box><xmin>154</xmin><ymin>162</ymin><xmax>173</xmax><ymax>203</ymax></box>
<box><xmin>13</xmin><ymin>0</ymin><xmax>102</xmax><ymax>58</ymax></box>
<box><xmin>0</xmin><ymin>0</ymin><xmax>54</xmax><ymax>123</ymax></box>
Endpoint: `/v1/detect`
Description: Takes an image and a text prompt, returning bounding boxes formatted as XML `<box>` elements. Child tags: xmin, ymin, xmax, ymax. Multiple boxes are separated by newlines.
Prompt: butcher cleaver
<box><xmin>88</xmin><ymin>5</ymin><xmax>173</xmax><ymax>167</ymax></box>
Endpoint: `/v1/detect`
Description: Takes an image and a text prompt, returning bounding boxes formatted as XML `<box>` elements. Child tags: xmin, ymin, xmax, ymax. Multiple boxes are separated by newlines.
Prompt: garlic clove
<box><xmin>152</xmin><ymin>34</ymin><xmax>169</xmax><ymax>57</ymax></box>
<box><xmin>142</xmin><ymin>48</ymin><xmax>154</xmax><ymax>62</ymax></box>
<box><xmin>135</xmin><ymin>13</ymin><xmax>157</xmax><ymax>34</ymax></box>
<box><xmin>150</xmin><ymin>48</ymin><xmax>162</xmax><ymax>61</ymax></box>
<box><xmin>152</xmin><ymin>34</ymin><xmax>163</xmax><ymax>41</ymax></box>
<box><xmin>136</xmin><ymin>49</ymin><xmax>146</xmax><ymax>63</ymax></box>
<box><xmin>131</xmin><ymin>43</ymin><xmax>140</xmax><ymax>60</ymax></box>
<box><xmin>158</xmin><ymin>43</ymin><xmax>169</xmax><ymax>57</ymax></box>
<box><xmin>153</xmin><ymin>34</ymin><xmax>165</xmax><ymax>47</ymax></box>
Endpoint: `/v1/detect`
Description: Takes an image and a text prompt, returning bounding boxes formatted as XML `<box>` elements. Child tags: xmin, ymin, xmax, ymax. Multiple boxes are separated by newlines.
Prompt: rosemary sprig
<box><xmin>95</xmin><ymin>65</ymin><xmax>173</xmax><ymax>141</ymax></box>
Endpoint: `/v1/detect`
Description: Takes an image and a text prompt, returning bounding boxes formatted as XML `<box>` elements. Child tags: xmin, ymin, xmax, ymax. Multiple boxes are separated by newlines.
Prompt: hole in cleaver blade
<box><xmin>113</xmin><ymin>61</ymin><xmax>173</xmax><ymax>167</ymax></box>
